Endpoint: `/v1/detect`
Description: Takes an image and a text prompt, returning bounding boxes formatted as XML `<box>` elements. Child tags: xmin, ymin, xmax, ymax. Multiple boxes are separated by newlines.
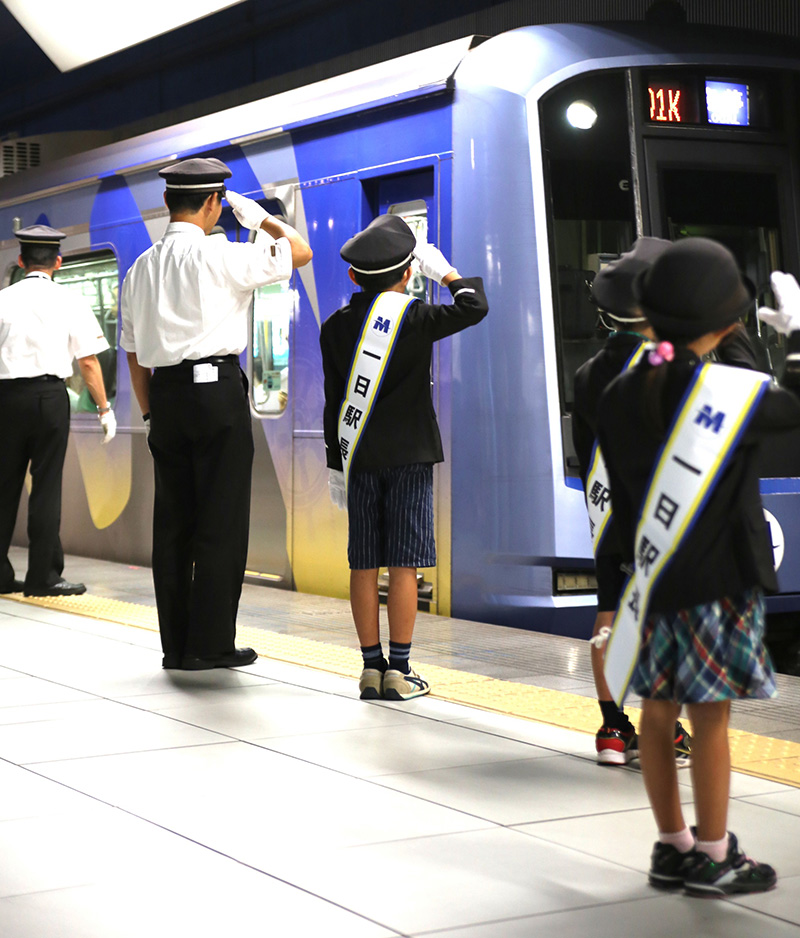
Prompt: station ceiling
<box><xmin>2</xmin><ymin>0</ymin><xmax>800</xmax><ymax>146</ymax></box>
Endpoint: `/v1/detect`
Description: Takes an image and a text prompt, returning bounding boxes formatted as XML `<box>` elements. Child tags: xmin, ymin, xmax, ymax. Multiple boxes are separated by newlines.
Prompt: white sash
<box><xmin>604</xmin><ymin>362</ymin><xmax>770</xmax><ymax>705</ymax></box>
<box><xmin>337</xmin><ymin>291</ymin><xmax>417</xmax><ymax>490</ymax></box>
<box><xmin>586</xmin><ymin>341</ymin><xmax>648</xmax><ymax>556</ymax></box>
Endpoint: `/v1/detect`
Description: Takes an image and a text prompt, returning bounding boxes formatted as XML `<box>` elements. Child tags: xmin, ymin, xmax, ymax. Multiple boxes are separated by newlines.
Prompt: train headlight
<box><xmin>566</xmin><ymin>100</ymin><xmax>598</xmax><ymax>130</ymax></box>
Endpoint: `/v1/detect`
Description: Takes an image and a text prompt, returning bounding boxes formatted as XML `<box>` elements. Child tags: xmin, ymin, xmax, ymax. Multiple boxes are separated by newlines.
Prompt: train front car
<box><xmin>450</xmin><ymin>24</ymin><xmax>800</xmax><ymax>638</ymax></box>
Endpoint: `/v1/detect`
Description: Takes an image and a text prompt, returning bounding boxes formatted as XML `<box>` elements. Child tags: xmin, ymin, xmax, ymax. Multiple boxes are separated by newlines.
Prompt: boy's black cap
<box><xmin>158</xmin><ymin>157</ymin><xmax>231</xmax><ymax>191</ymax></box>
<box><xmin>340</xmin><ymin>214</ymin><xmax>415</xmax><ymax>276</ymax></box>
<box><xmin>634</xmin><ymin>237</ymin><xmax>754</xmax><ymax>340</ymax></box>
<box><xmin>15</xmin><ymin>224</ymin><xmax>66</xmax><ymax>245</ymax></box>
<box><xmin>591</xmin><ymin>237</ymin><xmax>671</xmax><ymax>318</ymax></box>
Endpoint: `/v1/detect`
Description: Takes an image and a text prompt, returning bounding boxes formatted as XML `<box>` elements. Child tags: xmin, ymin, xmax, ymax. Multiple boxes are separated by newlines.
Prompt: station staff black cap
<box><xmin>14</xmin><ymin>224</ymin><xmax>66</xmax><ymax>245</ymax></box>
<box><xmin>591</xmin><ymin>236</ymin><xmax>671</xmax><ymax>319</ymax></box>
<box><xmin>158</xmin><ymin>157</ymin><xmax>231</xmax><ymax>191</ymax></box>
<box><xmin>340</xmin><ymin>214</ymin><xmax>416</xmax><ymax>276</ymax></box>
<box><xmin>634</xmin><ymin>236</ymin><xmax>754</xmax><ymax>341</ymax></box>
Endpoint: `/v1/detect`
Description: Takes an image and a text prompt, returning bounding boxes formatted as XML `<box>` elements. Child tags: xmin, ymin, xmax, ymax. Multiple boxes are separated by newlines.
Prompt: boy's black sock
<box><xmin>361</xmin><ymin>643</ymin><xmax>387</xmax><ymax>672</ymax></box>
<box><xmin>388</xmin><ymin>640</ymin><xmax>412</xmax><ymax>675</ymax></box>
<box><xmin>599</xmin><ymin>699</ymin><xmax>633</xmax><ymax>732</ymax></box>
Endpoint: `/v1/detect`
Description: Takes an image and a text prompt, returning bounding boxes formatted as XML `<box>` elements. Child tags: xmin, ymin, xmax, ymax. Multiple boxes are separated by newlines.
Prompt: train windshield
<box><xmin>540</xmin><ymin>71</ymin><xmax>635</xmax><ymax>476</ymax></box>
<box><xmin>56</xmin><ymin>253</ymin><xmax>118</xmax><ymax>414</ymax></box>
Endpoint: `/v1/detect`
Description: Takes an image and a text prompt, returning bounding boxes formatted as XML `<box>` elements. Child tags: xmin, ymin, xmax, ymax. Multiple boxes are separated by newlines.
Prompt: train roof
<box><xmin>2</xmin><ymin>22</ymin><xmax>800</xmax><ymax>208</ymax></box>
<box><xmin>0</xmin><ymin>35</ymin><xmax>476</xmax><ymax>208</ymax></box>
<box><xmin>454</xmin><ymin>21</ymin><xmax>800</xmax><ymax>103</ymax></box>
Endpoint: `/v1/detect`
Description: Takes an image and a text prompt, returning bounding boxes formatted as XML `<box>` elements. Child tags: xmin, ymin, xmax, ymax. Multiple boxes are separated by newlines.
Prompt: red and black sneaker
<box><xmin>596</xmin><ymin>725</ymin><xmax>638</xmax><ymax>765</ymax></box>
<box><xmin>674</xmin><ymin>721</ymin><xmax>692</xmax><ymax>767</ymax></box>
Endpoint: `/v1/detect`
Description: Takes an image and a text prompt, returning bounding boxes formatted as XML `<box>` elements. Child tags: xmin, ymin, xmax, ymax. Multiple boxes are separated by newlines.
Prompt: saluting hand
<box><xmin>413</xmin><ymin>241</ymin><xmax>456</xmax><ymax>285</ymax></box>
<box><xmin>225</xmin><ymin>190</ymin><xmax>270</xmax><ymax>231</ymax></box>
<box><xmin>758</xmin><ymin>271</ymin><xmax>800</xmax><ymax>336</ymax></box>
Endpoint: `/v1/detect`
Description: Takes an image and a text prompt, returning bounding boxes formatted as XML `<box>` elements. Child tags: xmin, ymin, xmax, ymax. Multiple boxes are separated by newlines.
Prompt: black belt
<box><xmin>0</xmin><ymin>374</ymin><xmax>63</xmax><ymax>386</ymax></box>
<box><xmin>156</xmin><ymin>355</ymin><xmax>240</xmax><ymax>371</ymax></box>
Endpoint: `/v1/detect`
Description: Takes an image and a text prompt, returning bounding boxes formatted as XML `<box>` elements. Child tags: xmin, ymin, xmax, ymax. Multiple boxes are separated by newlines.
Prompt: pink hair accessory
<box><xmin>648</xmin><ymin>340</ymin><xmax>674</xmax><ymax>366</ymax></box>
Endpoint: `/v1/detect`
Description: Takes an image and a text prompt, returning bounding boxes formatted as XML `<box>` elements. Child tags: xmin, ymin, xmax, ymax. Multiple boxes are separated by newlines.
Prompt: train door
<box><xmin>641</xmin><ymin>136</ymin><xmax>800</xmax><ymax>594</ymax></box>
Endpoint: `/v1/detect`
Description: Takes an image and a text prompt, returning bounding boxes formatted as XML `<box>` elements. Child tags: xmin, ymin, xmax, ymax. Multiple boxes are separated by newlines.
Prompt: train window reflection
<box><xmin>56</xmin><ymin>253</ymin><xmax>118</xmax><ymax>415</ymax></box>
<box><xmin>251</xmin><ymin>276</ymin><xmax>295</xmax><ymax>417</ymax></box>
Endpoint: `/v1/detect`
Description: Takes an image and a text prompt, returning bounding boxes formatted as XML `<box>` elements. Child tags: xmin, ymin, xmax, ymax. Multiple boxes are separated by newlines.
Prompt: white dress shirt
<box><xmin>119</xmin><ymin>222</ymin><xmax>292</xmax><ymax>368</ymax></box>
<box><xmin>0</xmin><ymin>272</ymin><xmax>109</xmax><ymax>380</ymax></box>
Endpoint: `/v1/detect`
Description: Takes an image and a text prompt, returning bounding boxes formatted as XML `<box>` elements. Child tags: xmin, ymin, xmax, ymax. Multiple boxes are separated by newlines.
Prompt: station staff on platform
<box><xmin>120</xmin><ymin>157</ymin><xmax>312</xmax><ymax>671</ymax></box>
<box><xmin>0</xmin><ymin>225</ymin><xmax>115</xmax><ymax>597</ymax></box>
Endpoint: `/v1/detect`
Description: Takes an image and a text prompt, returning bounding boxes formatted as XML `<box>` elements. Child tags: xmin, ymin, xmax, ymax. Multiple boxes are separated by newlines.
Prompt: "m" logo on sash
<box><xmin>695</xmin><ymin>404</ymin><xmax>725</xmax><ymax>433</ymax></box>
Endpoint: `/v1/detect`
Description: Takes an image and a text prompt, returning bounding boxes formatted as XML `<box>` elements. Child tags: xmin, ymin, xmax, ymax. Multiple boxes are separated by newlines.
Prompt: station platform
<box><xmin>1</xmin><ymin>547</ymin><xmax>800</xmax><ymax>936</ymax></box>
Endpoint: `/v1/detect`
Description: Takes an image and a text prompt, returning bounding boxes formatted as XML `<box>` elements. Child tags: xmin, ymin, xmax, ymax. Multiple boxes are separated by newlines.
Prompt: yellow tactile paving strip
<box><xmin>5</xmin><ymin>591</ymin><xmax>800</xmax><ymax>788</ymax></box>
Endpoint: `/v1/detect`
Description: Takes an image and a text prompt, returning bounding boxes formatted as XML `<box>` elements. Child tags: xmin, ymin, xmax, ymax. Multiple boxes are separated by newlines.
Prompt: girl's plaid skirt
<box><xmin>630</xmin><ymin>587</ymin><xmax>777</xmax><ymax>703</ymax></box>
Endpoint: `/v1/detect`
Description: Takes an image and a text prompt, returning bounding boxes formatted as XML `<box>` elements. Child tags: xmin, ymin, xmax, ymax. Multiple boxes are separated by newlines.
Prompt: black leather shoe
<box><xmin>180</xmin><ymin>647</ymin><xmax>258</xmax><ymax>670</ymax></box>
<box><xmin>162</xmin><ymin>653</ymin><xmax>183</xmax><ymax>669</ymax></box>
<box><xmin>0</xmin><ymin>579</ymin><xmax>25</xmax><ymax>594</ymax></box>
<box><xmin>24</xmin><ymin>579</ymin><xmax>87</xmax><ymax>597</ymax></box>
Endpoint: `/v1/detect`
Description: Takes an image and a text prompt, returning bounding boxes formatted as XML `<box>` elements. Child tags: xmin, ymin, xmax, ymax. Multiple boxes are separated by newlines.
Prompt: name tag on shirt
<box><xmin>193</xmin><ymin>363</ymin><xmax>219</xmax><ymax>384</ymax></box>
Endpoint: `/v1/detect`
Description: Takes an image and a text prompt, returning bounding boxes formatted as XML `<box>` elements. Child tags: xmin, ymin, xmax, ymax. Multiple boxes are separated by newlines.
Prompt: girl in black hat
<box><xmin>596</xmin><ymin>237</ymin><xmax>800</xmax><ymax>896</ymax></box>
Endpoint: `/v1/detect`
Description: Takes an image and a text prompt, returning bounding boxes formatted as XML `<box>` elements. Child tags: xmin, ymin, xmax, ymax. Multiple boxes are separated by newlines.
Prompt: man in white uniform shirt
<box><xmin>120</xmin><ymin>157</ymin><xmax>312</xmax><ymax>670</ymax></box>
<box><xmin>0</xmin><ymin>225</ymin><xmax>115</xmax><ymax>597</ymax></box>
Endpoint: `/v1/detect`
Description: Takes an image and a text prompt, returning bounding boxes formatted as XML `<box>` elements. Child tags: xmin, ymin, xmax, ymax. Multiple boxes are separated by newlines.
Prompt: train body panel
<box><xmin>3</xmin><ymin>24</ymin><xmax>800</xmax><ymax>636</ymax></box>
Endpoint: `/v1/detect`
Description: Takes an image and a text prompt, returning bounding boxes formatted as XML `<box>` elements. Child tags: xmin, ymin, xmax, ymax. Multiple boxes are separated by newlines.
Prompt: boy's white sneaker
<box><xmin>383</xmin><ymin>668</ymin><xmax>430</xmax><ymax>701</ymax></box>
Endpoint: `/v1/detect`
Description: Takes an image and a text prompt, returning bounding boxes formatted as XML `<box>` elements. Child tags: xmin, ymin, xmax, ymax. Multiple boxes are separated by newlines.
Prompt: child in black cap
<box><xmin>572</xmin><ymin>237</ymin><xmax>696</xmax><ymax>765</ymax></box>
<box><xmin>596</xmin><ymin>237</ymin><xmax>800</xmax><ymax>896</ymax></box>
<box><xmin>320</xmin><ymin>215</ymin><xmax>488</xmax><ymax>700</ymax></box>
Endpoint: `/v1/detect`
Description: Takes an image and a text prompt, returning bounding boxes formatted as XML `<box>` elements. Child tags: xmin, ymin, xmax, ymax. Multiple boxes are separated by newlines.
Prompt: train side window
<box><xmin>55</xmin><ymin>253</ymin><xmax>119</xmax><ymax>414</ymax></box>
<box><xmin>540</xmin><ymin>71</ymin><xmax>635</xmax><ymax>475</ymax></box>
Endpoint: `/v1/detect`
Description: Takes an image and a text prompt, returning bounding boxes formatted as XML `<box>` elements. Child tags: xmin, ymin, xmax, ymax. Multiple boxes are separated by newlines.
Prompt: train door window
<box><xmin>246</xmin><ymin>197</ymin><xmax>296</xmax><ymax>417</ymax></box>
<box><xmin>659</xmin><ymin>166</ymin><xmax>782</xmax><ymax>374</ymax></box>
<box><xmin>540</xmin><ymin>71</ymin><xmax>636</xmax><ymax>475</ymax></box>
<box><xmin>56</xmin><ymin>253</ymin><xmax>118</xmax><ymax>414</ymax></box>
<box><xmin>251</xmin><ymin>261</ymin><xmax>295</xmax><ymax>416</ymax></box>
<box><xmin>389</xmin><ymin>199</ymin><xmax>428</xmax><ymax>300</ymax></box>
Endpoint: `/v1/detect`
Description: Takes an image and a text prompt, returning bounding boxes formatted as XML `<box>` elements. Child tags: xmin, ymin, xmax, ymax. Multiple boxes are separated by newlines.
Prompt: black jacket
<box><xmin>573</xmin><ymin>332</ymin><xmax>645</xmax><ymax>560</ymax></box>
<box><xmin>596</xmin><ymin>334</ymin><xmax>800</xmax><ymax>614</ymax></box>
<box><xmin>321</xmin><ymin>278</ymin><xmax>488</xmax><ymax>472</ymax></box>
<box><xmin>573</xmin><ymin>324</ymin><xmax>761</xmax><ymax>562</ymax></box>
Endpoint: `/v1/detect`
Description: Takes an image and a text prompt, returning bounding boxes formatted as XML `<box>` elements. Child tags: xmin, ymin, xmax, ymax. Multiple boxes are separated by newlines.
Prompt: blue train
<box><xmin>2</xmin><ymin>23</ymin><xmax>800</xmax><ymax>639</ymax></box>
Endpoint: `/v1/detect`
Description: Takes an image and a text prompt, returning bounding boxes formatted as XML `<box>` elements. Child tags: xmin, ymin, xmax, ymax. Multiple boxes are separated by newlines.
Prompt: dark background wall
<box><xmin>1</xmin><ymin>0</ymin><xmax>800</xmax><ymax>142</ymax></box>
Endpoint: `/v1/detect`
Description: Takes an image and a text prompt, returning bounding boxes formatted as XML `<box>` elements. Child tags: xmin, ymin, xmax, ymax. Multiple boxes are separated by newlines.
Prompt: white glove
<box><xmin>98</xmin><ymin>408</ymin><xmax>116</xmax><ymax>444</ymax></box>
<box><xmin>328</xmin><ymin>469</ymin><xmax>347</xmax><ymax>510</ymax></box>
<box><xmin>144</xmin><ymin>415</ymin><xmax>151</xmax><ymax>438</ymax></box>
<box><xmin>413</xmin><ymin>242</ymin><xmax>456</xmax><ymax>284</ymax></box>
<box><xmin>758</xmin><ymin>271</ymin><xmax>800</xmax><ymax>336</ymax></box>
<box><xmin>225</xmin><ymin>190</ymin><xmax>269</xmax><ymax>230</ymax></box>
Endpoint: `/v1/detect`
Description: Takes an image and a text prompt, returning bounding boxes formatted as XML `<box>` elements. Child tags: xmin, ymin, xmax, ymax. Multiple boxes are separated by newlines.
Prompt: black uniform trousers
<box><xmin>148</xmin><ymin>358</ymin><xmax>254</xmax><ymax>660</ymax></box>
<box><xmin>0</xmin><ymin>378</ymin><xmax>68</xmax><ymax>590</ymax></box>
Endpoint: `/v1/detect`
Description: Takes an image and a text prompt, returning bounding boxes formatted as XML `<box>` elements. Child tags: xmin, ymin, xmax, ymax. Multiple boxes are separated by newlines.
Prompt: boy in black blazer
<box><xmin>320</xmin><ymin>215</ymin><xmax>487</xmax><ymax>700</ymax></box>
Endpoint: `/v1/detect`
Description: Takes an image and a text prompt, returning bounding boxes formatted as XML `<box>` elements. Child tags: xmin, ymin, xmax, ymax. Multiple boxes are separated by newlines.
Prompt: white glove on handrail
<box><xmin>99</xmin><ymin>408</ymin><xmax>116</xmax><ymax>444</ymax></box>
<box><xmin>414</xmin><ymin>241</ymin><xmax>456</xmax><ymax>285</ymax></box>
<box><xmin>328</xmin><ymin>469</ymin><xmax>347</xmax><ymax>510</ymax></box>
<box><xmin>758</xmin><ymin>271</ymin><xmax>800</xmax><ymax>336</ymax></box>
<box><xmin>225</xmin><ymin>190</ymin><xmax>269</xmax><ymax>231</ymax></box>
